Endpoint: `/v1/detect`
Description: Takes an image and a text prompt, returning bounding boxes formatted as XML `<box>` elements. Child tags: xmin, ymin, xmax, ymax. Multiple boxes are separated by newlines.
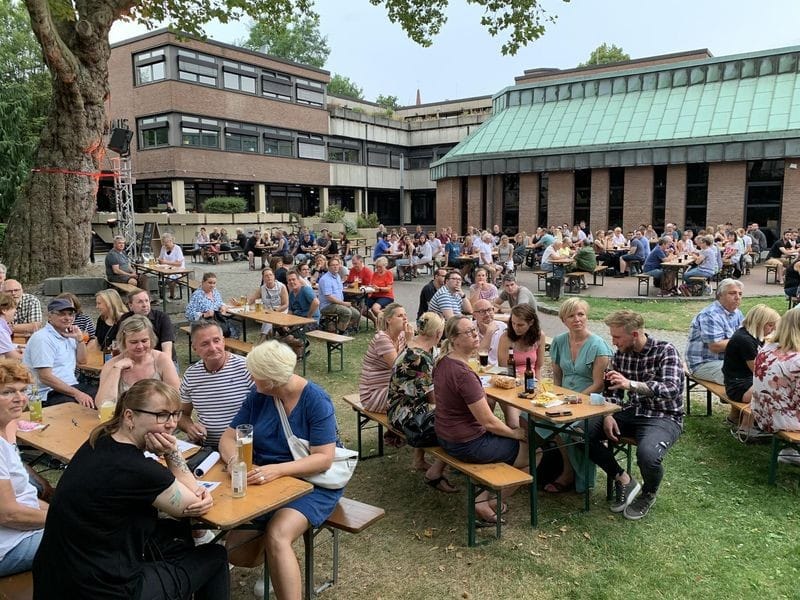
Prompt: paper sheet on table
<box><xmin>197</xmin><ymin>481</ymin><xmax>221</xmax><ymax>492</ymax></box>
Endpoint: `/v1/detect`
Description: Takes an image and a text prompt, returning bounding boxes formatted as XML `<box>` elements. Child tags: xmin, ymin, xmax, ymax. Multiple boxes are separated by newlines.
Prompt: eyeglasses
<box><xmin>474</xmin><ymin>308</ymin><xmax>494</xmax><ymax>314</ymax></box>
<box><xmin>456</xmin><ymin>327</ymin><xmax>479</xmax><ymax>337</ymax></box>
<box><xmin>133</xmin><ymin>409</ymin><xmax>183</xmax><ymax>423</ymax></box>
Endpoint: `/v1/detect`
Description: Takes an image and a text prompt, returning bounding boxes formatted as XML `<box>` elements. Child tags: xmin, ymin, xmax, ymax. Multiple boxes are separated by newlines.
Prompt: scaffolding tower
<box><xmin>110</xmin><ymin>155</ymin><xmax>137</xmax><ymax>262</ymax></box>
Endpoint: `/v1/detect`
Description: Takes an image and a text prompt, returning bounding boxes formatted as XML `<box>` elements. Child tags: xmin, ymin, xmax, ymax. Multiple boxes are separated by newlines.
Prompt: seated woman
<box><xmin>751</xmin><ymin>307</ymin><xmax>800</xmax><ymax>436</ymax></box>
<box><xmin>433</xmin><ymin>316</ymin><xmax>529</xmax><ymax>523</ymax></box>
<box><xmin>96</xmin><ymin>316</ymin><xmax>180</xmax><ymax>404</ymax></box>
<box><xmin>682</xmin><ymin>235</ymin><xmax>718</xmax><ymax>284</ymax></box>
<box><xmin>549</xmin><ymin>298</ymin><xmax>613</xmax><ymax>493</ymax></box>
<box><xmin>236</xmin><ymin>267</ymin><xmax>288</xmax><ymax>340</ymax></box>
<box><xmin>387</xmin><ymin>312</ymin><xmax>456</xmax><ymax>493</ymax></box>
<box><xmin>90</xmin><ymin>289</ymin><xmax>127</xmax><ymax>352</ymax></box>
<box><xmin>367</xmin><ymin>257</ymin><xmax>395</xmax><ymax>322</ymax></box>
<box><xmin>0</xmin><ymin>294</ymin><xmax>22</xmax><ymax>360</ymax></box>
<box><xmin>310</xmin><ymin>253</ymin><xmax>328</xmax><ymax>286</ymax></box>
<box><xmin>32</xmin><ymin>379</ymin><xmax>228</xmax><ymax>598</ymax></box>
<box><xmin>359</xmin><ymin>303</ymin><xmax>412</xmax><ymax>414</ymax></box>
<box><xmin>185</xmin><ymin>272</ymin><xmax>240</xmax><ymax>339</ymax></box>
<box><xmin>0</xmin><ymin>361</ymin><xmax>48</xmax><ymax>576</ymax></box>
<box><xmin>723</xmin><ymin>304</ymin><xmax>780</xmax><ymax>428</ymax></box>
<box><xmin>468</xmin><ymin>267</ymin><xmax>499</xmax><ymax>304</ymax></box>
<box><xmin>219</xmin><ymin>341</ymin><xmax>344</xmax><ymax>600</ymax></box>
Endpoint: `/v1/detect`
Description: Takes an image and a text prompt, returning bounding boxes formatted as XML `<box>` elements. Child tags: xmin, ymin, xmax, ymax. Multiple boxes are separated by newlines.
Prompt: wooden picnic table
<box><xmin>133</xmin><ymin>263</ymin><xmax>194</xmax><ymax>311</ymax></box>
<box><xmin>77</xmin><ymin>346</ymin><xmax>105</xmax><ymax>374</ymax></box>
<box><xmin>485</xmin><ymin>383</ymin><xmax>619</xmax><ymax>527</ymax></box>
<box><xmin>16</xmin><ymin>403</ymin><xmax>100</xmax><ymax>464</ymax></box>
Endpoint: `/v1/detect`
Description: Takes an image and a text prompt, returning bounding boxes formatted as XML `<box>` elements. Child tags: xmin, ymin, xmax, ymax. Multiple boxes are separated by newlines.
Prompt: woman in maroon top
<box><xmin>433</xmin><ymin>316</ymin><xmax>530</xmax><ymax>524</ymax></box>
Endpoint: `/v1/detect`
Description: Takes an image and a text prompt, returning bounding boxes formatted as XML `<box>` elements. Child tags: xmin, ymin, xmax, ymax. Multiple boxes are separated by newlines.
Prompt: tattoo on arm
<box><xmin>169</xmin><ymin>486</ymin><xmax>182</xmax><ymax>507</ymax></box>
<box><xmin>165</xmin><ymin>450</ymin><xmax>190</xmax><ymax>474</ymax></box>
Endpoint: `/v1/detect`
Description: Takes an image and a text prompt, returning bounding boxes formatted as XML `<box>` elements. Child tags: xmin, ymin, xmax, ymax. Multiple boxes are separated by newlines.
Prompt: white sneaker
<box><xmin>254</xmin><ymin>576</ymin><xmax>273</xmax><ymax>598</ymax></box>
<box><xmin>778</xmin><ymin>448</ymin><xmax>800</xmax><ymax>466</ymax></box>
<box><xmin>193</xmin><ymin>530</ymin><xmax>216</xmax><ymax>545</ymax></box>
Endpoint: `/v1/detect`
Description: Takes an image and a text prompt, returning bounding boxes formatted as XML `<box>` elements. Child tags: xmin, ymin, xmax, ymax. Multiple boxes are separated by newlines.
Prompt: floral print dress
<box><xmin>751</xmin><ymin>342</ymin><xmax>800</xmax><ymax>433</ymax></box>
<box><xmin>386</xmin><ymin>347</ymin><xmax>434</xmax><ymax>431</ymax></box>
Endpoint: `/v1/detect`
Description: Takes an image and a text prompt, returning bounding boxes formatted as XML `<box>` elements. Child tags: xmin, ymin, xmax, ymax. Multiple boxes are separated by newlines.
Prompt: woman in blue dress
<box><xmin>219</xmin><ymin>340</ymin><xmax>343</xmax><ymax>599</ymax></box>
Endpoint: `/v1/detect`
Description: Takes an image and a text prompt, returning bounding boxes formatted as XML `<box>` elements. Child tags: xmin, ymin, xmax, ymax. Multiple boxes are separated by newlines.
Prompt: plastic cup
<box><xmin>589</xmin><ymin>393</ymin><xmax>605</xmax><ymax>406</ymax></box>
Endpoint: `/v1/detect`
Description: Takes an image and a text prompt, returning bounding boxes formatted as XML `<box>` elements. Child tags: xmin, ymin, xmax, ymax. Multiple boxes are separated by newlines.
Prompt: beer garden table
<box><xmin>133</xmin><ymin>263</ymin><xmax>195</xmax><ymax>312</ymax></box>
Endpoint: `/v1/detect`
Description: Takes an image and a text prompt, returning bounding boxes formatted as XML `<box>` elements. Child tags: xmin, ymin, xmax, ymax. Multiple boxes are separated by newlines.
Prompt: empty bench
<box><xmin>305</xmin><ymin>330</ymin><xmax>354</xmax><ymax>373</ymax></box>
<box><xmin>0</xmin><ymin>570</ymin><xmax>32</xmax><ymax>600</ymax></box>
<box><xmin>769</xmin><ymin>430</ymin><xmax>800</xmax><ymax>485</ymax></box>
<box><xmin>105</xmin><ymin>279</ymin><xmax>139</xmax><ymax>296</ymax></box>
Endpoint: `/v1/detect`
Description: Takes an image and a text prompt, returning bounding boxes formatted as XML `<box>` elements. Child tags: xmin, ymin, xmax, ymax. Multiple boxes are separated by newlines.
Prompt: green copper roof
<box><xmin>431</xmin><ymin>47</ymin><xmax>800</xmax><ymax>179</ymax></box>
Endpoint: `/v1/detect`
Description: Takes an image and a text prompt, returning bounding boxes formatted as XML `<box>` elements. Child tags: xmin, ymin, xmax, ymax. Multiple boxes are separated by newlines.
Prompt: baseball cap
<box><xmin>47</xmin><ymin>298</ymin><xmax>76</xmax><ymax>313</ymax></box>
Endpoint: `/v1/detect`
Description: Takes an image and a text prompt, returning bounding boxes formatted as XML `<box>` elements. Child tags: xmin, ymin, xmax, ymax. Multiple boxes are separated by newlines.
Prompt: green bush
<box><xmin>202</xmin><ymin>196</ymin><xmax>246</xmax><ymax>213</ymax></box>
<box><xmin>357</xmin><ymin>212</ymin><xmax>380</xmax><ymax>228</ymax></box>
<box><xmin>321</xmin><ymin>205</ymin><xmax>346</xmax><ymax>223</ymax></box>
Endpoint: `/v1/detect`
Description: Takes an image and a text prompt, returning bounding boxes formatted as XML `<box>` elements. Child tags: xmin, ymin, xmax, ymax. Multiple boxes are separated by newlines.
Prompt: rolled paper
<box><xmin>194</xmin><ymin>451</ymin><xmax>220</xmax><ymax>477</ymax></box>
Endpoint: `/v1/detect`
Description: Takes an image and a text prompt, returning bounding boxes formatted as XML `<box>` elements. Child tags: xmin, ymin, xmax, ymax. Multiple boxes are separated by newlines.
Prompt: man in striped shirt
<box><xmin>178</xmin><ymin>320</ymin><xmax>253</xmax><ymax>448</ymax></box>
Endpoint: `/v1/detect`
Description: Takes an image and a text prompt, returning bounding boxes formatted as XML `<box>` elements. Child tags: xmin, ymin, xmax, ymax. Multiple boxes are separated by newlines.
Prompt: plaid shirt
<box><xmin>686</xmin><ymin>301</ymin><xmax>743</xmax><ymax>370</ymax></box>
<box><xmin>612</xmin><ymin>335</ymin><xmax>684</xmax><ymax>425</ymax></box>
<box><xmin>13</xmin><ymin>293</ymin><xmax>42</xmax><ymax>326</ymax></box>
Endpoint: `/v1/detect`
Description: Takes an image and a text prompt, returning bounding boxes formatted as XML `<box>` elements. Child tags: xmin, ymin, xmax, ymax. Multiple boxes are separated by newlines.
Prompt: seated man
<box><xmin>22</xmin><ymin>298</ymin><xmax>96</xmax><ymax>406</ymax></box>
<box><xmin>540</xmin><ymin>239</ymin><xmax>562</xmax><ymax>273</ymax></box>
<box><xmin>287</xmin><ymin>269</ymin><xmax>320</xmax><ymax>322</ymax></box>
<box><xmin>686</xmin><ymin>279</ymin><xmax>744</xmax><ymax>384</ymax></box>
<box><xmin>244</xmin><ymin>229</ymin><xmax>261</xmax><ymax>271</ymax></box>
<box><xmin>642</xmin><ymin>237</ymin><xmax>674</xmax><ymax>288</ymax></box>
<box><xmin>573</xmin><ymin>239</ymin><xmax>598</xmax><ymax>273</ymax></box>
<box><xmin>417</xmin><ymin>268</ymin><xmax>447</xmax><ymax>319</ymax></box>
<box><xmin>345</xmin><ymin>254</ymin><xmax>373</xmax><ymax>286</ymax></box>
<box><xmin>318</xmin><ymin>257</ymin><xmax>361</xmax><ymax>334</ymax></box>
<box><xmin>590</xmin><ymin>309</ymin><xmax>683</xmax><ymax>521</ymax></box>
<box><xmin>104</xmin><ymin>236</ymin><xmax>137</xmax><ymax>286</ymax></box>
<box><xmin>764</xmin><ymin>230</ymin><xmax>797</xmax><ymax>284</ymax></box>
<box><xmin>4</xmin><ymin>280</ymin><xmax>42</xmax><ymax>336</ymax></box>
<box><xmin>428</xmin><ymin>271</ymin><xmax>472</xmax><ymax>319</ymax></box>
<box><xmin>619</xmin><ymin>230</ymin><xmax>649</xmax><ymax>276</ymax></box>
<box><xmin>108</xmin><ymin>288</ymin><xmax>177</xmax><ymax>366</ymax></box>
<box><xmin>179</xmin><ymin>320</ymin><xmax>254</xmax><ymax>449</ymax></box>
<box><xmin>493</xmin><ymin>274</ymin><xmax>537</xmax><ymax>312</ymax></box>
<box><xmin>473</xmin><ymin>299</ymin><xmax>506</xmax><ymax>366</ymax></box>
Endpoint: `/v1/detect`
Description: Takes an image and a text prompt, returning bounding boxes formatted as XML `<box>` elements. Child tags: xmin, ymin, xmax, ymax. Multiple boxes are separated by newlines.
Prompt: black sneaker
<box><xmin>610</xmin><ymin>475</ymin><xmax>641</xmax><ymax>513</ymax></box>
<box><xmin>624</xmin><ymin>492</ymin><xmax>656</xmax><ymax>520</ymax></box>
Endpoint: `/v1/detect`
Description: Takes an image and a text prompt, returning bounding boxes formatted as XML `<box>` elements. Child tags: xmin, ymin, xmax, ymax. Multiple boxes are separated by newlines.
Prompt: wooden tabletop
<box><xmin>134</xmin><ymin>264</ymin><xmax>194</xmax><ymax>276</ymax></box>
<box><xmin>485</xmin><ymin>384</ymin><xmax>620</xmax><ymax>424</ymax></box>
<box><xmin>197</xmin><ymin>462</ymin><xmax>313</xmax><ymax>529</ymax></box>
<box><xmin>228</xmin><ymin>308</ymin><xmax>315</xmax><ymax>328</ymax></box>
<box><xmin>78</xmin><ymin>347</ymin><xmax>105</xmax><ymax>374</ymax></box>
<box><xmin>662</xmin><ymin>256</ymin><xmax>696</xmax><ymax>267</ymax></box>
<box><xmin>16</xmin><ymin>403</ymin><xmax>99</xmax><ymax>463</ymax></box>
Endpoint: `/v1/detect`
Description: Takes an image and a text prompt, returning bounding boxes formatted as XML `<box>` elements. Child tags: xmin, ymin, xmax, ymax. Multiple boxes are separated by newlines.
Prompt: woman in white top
<box><xmin>0</xmin><ymin>294</ymin><xmax>21</xmax><ymax>361</ymax></box>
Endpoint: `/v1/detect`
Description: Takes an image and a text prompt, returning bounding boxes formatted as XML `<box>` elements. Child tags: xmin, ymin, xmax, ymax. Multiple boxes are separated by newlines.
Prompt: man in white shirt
<box><xmin>473</xmin><ymin>299</ymin><xmax>506</xmax><ymax>366</ymax></box>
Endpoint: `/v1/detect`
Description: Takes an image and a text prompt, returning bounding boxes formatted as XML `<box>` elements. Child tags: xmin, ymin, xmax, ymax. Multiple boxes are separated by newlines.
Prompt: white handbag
<box><xmin>274</xmin><ymin>398</ymin><xmax>358</xmax><ymax>490</ymax></box>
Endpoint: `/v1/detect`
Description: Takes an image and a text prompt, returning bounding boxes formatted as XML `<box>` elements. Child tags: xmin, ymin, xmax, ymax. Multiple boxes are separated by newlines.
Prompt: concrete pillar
<box><xmin>255</xmin><ymin>184</ymin><xmax>266</xmax><ymax>213</ymax></box>
<box><xmin>170</xmin><ymin>180</ymin><xmax>185</xmax><ymax>213</ymax></box>
<box><xmin>402</xmin><ymin>190</ymin><xmax>412</xmax><ymax>224</ymax></box>
<box><xmin>320</xmin><ymin>187</ymin><xmax>329</xmax><ymax>214</ymax></box>
<box><xmin>354</xmin><ymin>189</ymin><xmax>364</xmax><ymax>215</ymax></box>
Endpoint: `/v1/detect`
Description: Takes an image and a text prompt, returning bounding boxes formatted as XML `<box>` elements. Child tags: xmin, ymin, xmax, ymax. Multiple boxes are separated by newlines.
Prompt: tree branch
<box><xmin>23</xmin><ymin>0</ymin><xmax>78</xmax><ymax>85</ymax></box>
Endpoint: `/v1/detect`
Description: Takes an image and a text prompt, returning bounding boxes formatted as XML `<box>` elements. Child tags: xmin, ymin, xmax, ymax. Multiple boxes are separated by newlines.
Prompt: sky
<box><xmin>110</xmin><ymin>0</ymin><xmax>800</xmax><ymax>106</ymax></box>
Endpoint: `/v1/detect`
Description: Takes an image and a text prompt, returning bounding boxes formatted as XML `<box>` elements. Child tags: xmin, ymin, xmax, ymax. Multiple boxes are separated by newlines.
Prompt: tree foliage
<box><xmin>0</xmin><ymin>2</ymin><xmax>50</xmax><ymax>222</ymax></box>
<box><xmin>375</xmin><ymin>94</ymin><xmax>400</xmax><ymax>111</ymax></box>
<box><xmin>579</xmin><ymin>43</ymin><xmax>630</xmax><ymax>67</ymax></box>
<box><xmin>328</xmin><ymin>74</ymin><xmax>364</xmax><ymax>99</ymax></box>
<box><xmin>242</xmin><ymin>12</ymin><xmax>329</xmax><ymax>67</ymax></box>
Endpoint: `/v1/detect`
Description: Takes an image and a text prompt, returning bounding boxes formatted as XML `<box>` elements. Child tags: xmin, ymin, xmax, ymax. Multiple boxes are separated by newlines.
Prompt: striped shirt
<box><xmin>179</xmin><ymin>353</ymin><xmax>253</xmax><ymax>447</ymax></box>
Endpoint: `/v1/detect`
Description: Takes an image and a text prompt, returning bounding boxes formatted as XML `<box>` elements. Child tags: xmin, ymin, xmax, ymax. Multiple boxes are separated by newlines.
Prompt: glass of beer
<box><xmin>236</xmin><ymin>424</ymin><xmax>254</xmax><ymax>471</ymax></box>
<box><xmin>255</xmin><ymin>299</ymin><xmax>263</xmax><ymax>313</ymax></box>
<box><xmin>467</xmin><ymin>356</ymin><xmax>480</xmax><ymax>374</ymax></box>
<box><xmin>239</xmin><ymin>295</ymin><xmax>247</xmax><ymax>307</ymax></box>
<box><xmin>540</xmin><ymin>377</ymin><xmax>554</xmax><ymax>394</ymax></box>
<box><xmin>478</xmin><ymin>350</ymin><xmax>489</xmax><ymax>368</ymax></box>
<box><xmin>29</xmin><ymin>395</ymin><xmax>43</xmax><ymax>424</ymax></box>
<box><xmin>99</xmin><ymin>400</ymin><xmax>116</xmax><ymax>422</ymax></box>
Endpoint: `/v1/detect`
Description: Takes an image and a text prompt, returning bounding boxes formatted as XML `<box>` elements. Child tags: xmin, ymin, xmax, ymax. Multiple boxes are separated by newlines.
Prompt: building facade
<box><xmin>432</xmin><ymin>47</ymin><xmax>800</xmax><ymax>244</ymax></box>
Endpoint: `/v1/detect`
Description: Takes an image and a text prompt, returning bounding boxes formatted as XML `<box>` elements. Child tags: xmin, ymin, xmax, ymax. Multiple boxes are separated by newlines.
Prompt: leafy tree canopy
<box><xmin>242</xmin><ymin>12</ymin><xmax>329</xmax><ymax>68</ymax></box>
<box><xmin>375</xmin><ymin>94</ymin><xmax>399</xmax><ymax>111</ymax></box>
<box><xmin>579</xmin><ymin>43</ymin><xmax>630</xmax><ymax>67</ymax></box>
<box><xmin>328</xmin><ymin>74</ymin><xmax>364</xmax><ymax>99</ymax></box>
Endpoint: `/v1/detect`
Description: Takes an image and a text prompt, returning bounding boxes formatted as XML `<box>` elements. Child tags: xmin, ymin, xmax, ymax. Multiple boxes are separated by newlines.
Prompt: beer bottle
<box><xmin>507</xmin><ymin>347</ymin><xmax>515</xmax><ymax>378</ymax></box>
<box><xmin>524</xmin><ymin>357</ymin><xmax>536</xmax><ymax>394</ymax></box>
<box><xmin>231</xmin><ymin>442</ymin><xmax>247</xmax><ymax>498</ymax></box>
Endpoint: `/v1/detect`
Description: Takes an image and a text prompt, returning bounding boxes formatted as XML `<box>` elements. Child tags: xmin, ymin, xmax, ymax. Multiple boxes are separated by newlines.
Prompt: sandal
<box><xmin>475</xmin><ymin>511</ymin><xmax>506</xmax><ymax>527</ymax></box>
<box><xmin>425</xmin><ymin>476</ymin><xmax>459</xmax><ymax>494</ymax></box>
<box><xmin>543</xmin><ymin>481</ymin><xmax>572</xmax><ymax>493</ymax></box>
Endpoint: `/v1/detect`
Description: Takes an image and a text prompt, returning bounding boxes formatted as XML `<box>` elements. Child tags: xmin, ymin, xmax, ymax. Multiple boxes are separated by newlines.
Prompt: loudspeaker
<box><xmin>108</xmin><ymin>128</ymin><xmax>133</xmax><ymax>156</ymax></box>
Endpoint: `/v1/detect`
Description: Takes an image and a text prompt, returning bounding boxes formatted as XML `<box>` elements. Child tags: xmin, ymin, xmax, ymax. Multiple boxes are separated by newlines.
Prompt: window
<box><xmin>181</xmin><ymin>117</ymin><xmax>219</xmax><ymax>148</ymax></box>
<box><xmin>538</xmin><ymin>172</ymin><xmax>549</xmax><ymax>227</ymax></box>
<box><xmin>408</xmin><ymin>150</ymin><xmax>433</xmax><ymax>169</ymax></box>
<box><xmin>223</xmin><ymin>71</ymin><xmax>256</xmax><ymax>93</ymax></box>
<box><xmin>745</xmin><ymin>160</ymin><xmax>783</xmax><ymax>243</ymax></box>
<box><xmin>134</xmin><ymin>48</ymin><xmax>166</xmax><ymax>85</ymax></box>
<box><xmin>138</xmin><ymin>116</ymin><xmax>169</xmax><ymax>149</ymax></box>
<box><xmin>297</xmin><ymin>134</ymin><xmax>325</xmax><ymax>160</ymax></box>
<box><xmin>608</xmin><ymin>167</ymin><xmax>624</xmax><ymax>228</ymax></box>
<box><xmin>264</xmin><ymin>128</ymin><xmax>293</xmax><ymax>157</ymax></box>
<box><xmin>262</xmin><ymin>70</ymin><xmax>292</xmax><ymax>100</ymax></box>
<box><xmin>574</xmin><ymin>169</ymin><xmax>591</xmax><ymax>226</ymax></box>
<box><xmin>328</xmin><ymin>146</ymin><xmax>360</xmax><ymax>163</ymax></box>
<box><xmin>685</xmin><ymin>163</ymin><xmax>709</xmax><ymax>228</ymax></box>
<box><xmin>652</xmin><ymin>166</ymin><xmax>667</xmax><ymax>231</ymax></box>
<box><xmin>225</xmin><ymin>132</ymin><xmax>258</xmax><ymax>153</ymax></box>
<box><xmin>177</xmin><ymin>50</ymin><xmax>217</xmax><ymax>86</ymax></box>
<box><xmin>411</xmin><ymin>190</ymin><xmax>436</xmax><ymax>225</ymax></box>
<box><xmin>296</xmin><ymin>86</ymin><xmax>324</xmax><ymax>106</ymax></box>
<box><xmin>367</xmin><ymin>148</ymin><xmax>389</xmax><ymax>167</ymax></box>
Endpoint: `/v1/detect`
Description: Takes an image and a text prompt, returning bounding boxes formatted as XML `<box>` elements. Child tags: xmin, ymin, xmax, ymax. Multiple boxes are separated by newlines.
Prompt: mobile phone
<box><xmin>545</xmin><ymin>410</ymin><xmax>572</xmax><ymax>417</ymax></box>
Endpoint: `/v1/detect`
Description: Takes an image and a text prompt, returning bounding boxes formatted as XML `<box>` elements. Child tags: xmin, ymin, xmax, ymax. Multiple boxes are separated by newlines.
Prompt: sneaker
<box><xmin>778</xmin><ymin>448</ymin><xmax>800</xmax><ymax>466</ymax></box>
<box><xmin>624</xmin><ymin>491</ymin><xmax>656</xmax><ymax>520</ymax></box>
<box><xmin>610</xmin><ymin>475</ymin><xmax>641</xmax><ymax>513</ymax></box>
<box><xmin>253</xmin><ymin>576</ymin><xmax>273</xmax><ymax>598</ymax></box>
<box><xmin>193</xmin><ymin>530</ymin><xmax>216</xmax><ymax>545</ymax></box>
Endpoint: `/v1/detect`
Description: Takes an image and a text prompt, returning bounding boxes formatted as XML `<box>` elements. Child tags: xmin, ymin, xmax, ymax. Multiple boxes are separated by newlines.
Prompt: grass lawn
<box><xmin>537</xmin><ymin>296</ymin><xmax>789</xmax><ymax>331</ymax></box>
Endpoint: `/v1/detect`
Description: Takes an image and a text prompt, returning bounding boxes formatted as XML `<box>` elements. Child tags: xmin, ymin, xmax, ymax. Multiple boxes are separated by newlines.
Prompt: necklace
<box><xmin>205</xmin><ymin>352</ymin><xmax>229</xmax><ymax>374</ymax></box>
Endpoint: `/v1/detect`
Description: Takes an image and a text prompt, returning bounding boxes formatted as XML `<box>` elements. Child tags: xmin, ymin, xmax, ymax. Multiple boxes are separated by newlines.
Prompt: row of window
<box><xmin>137</xmin><ymin>113</ymin><xmax>452</xmax><ymax>169</ymax></box>
<box><xmin>134</xmin><ymin>45</ymin><xmax>326</xmax><ymax>107</ymax></box>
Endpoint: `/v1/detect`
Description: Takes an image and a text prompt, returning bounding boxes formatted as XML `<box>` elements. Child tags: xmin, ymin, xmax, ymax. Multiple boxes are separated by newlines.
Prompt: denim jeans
<box><xmin>589</xmin><ymin>407</ymin><xmax>682</xmax><ymax>495</ymax></box>
<box><xmin>0</xmin><ymin>530</ymin><xmax>43</xmax><ymax>576</ymax></box>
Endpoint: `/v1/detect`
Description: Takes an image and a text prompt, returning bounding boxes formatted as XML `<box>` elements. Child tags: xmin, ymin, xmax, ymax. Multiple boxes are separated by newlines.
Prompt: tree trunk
<box><xmin>2</xmin><ymin>9</ymin><xmax>111</xmax><ymax>284</ymax></box>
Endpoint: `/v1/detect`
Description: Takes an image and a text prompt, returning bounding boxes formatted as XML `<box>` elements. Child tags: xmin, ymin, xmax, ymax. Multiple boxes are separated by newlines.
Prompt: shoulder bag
<box><xmin>274</xmin><ymin>398</ymin><xmax>358</xmax><ymax>490</ymax></box>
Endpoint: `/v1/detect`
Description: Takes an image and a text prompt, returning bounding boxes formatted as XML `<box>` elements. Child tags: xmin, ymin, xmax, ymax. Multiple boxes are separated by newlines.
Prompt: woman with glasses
<box><xmin>33</xmin><ymin>379</ymin><xmax>229</xmax><ymax>599</ymax></box>
<box><xmin>96</xmin><ymin>316</ymin><xmax>179</xmax><ymax>404</ymax></box>
<box><xmin>433</xmin><ymin>316</ymin><xmax>529</xmax><ymax>524</ymax></box>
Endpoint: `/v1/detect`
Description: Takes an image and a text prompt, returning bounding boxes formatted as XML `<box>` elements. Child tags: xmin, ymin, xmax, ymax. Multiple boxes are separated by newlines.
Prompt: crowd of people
<box><xmin>0</xmin><ymin>215</ymin><xmax>795</xmax><ymax>599</ymax></box>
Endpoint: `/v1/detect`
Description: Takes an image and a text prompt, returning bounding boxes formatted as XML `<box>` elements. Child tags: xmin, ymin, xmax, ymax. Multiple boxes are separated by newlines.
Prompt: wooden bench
<box><xmin>635</xmin><ymin>274</ymin><xmax>651</xmax><ymax>297</ymax></box>
<box><xmin>340</xmin><ymin>394</ymin><xmax>531</xmax><ymax>546</ymax></box>
<box><xmin>687</xmin><ymin>276</ymin><xmax>709</xmax><ymax>297</ymax></box>
<box><xmin>300</xmin><ymin>497</ymin><xmax>385</xmax><ymax>599</ymax></box>
<box><xmin>591</xmin><ymin>265</ymin><xmax>608</xmax><ymax>286</ymax></box>
<box><xmin>769</xmin><ymin>430</ymin><xmax>800</xmax><ymax>485</ymax></box>
<box><xmin>685</xmin><ymin>373</ymin><xmax>728</xmax><ymax>417</ymax></box>
<box><xmin>532</xmin><ymin>270</ymin><xmax>548</xmax><ymax>292</ymax></box>
<box><xmin>105</xmin><ymin>279</ymin><xmax>138</xmax><ymax>296</ymax></box>
<box><xmin>305</xmin><ymin>330</ymin><xmax>354</xmax><ymax>372</ymax></box>
<box><xmin>564</xmin><ymin>271</ymin><xmax>589</xmax><ymax>293</ymax></box>
<box><xmin>180</xmin><ymin>326</ymin><xmax>253</xmax><ymax>362</ymax></box>
<box><xmin>606</xmin><ymin>435</ymin><xmax>638</xmax><ymax>501</ymax></box>
<box><xmin>0</xmin><ymin>570</ymin><xmax>32</xmax><ymax>600</ymax></box>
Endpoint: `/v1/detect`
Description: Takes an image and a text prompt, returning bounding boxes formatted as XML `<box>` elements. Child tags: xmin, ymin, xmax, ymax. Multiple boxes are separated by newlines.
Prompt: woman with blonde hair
<box><xmin>219</xmin><ymin>340</ymin><xmax>344</xmax><ymax>599</ymax></box>
<box><xmin>387</xmin><ymin>312</ymin><xmax>456</xmax><ymax>492</ymax></box>
<box><xmin>750</xmin><ymin>308</ymin><xmax>800</xmax><ymax>436</ymax></box>
<box><xmin>90</xmin><ymin>289</ymin><xmax>127</xmax><ymax>352</ymax></box>
<box><xmin>96</xmin><ymin>315</ymin><xmax>180</xmax><ymax>403</ymax></box>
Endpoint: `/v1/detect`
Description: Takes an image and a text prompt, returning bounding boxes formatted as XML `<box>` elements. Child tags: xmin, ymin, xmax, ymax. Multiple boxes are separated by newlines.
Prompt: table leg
<box><xmin>582</xmin><ymin>417</ymin><xmax>591</xmax><ymax>512</ymax></box>
<box><xmin>528</xmin><ymin>416</ymin><xmax>538</xmax><ymax>528</ymax></box>
<box><xmin>158</xmin><ymin>276</ymin><xmax>167</xmax><ymax>312</ymax></box>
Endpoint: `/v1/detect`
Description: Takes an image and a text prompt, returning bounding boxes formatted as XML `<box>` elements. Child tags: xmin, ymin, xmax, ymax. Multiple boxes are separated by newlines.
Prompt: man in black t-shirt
<box><xmin>765</xmin><ymin>230</ymin><xmax>797</xmax><ymax>284</ymax></box>
<box><xmin>417</xmin><ymin>268</ymin><xmax>447</xmax><ymax>319</ymax></box>
<box><xmin>244</xmin><ymin>229</ymin><xmax>261</xmax><ymax>271</ymax></box>
<box><xmin>108</xmin><ymin>289</ymin><xmax>177</xmax><ymax>364</ymax></box>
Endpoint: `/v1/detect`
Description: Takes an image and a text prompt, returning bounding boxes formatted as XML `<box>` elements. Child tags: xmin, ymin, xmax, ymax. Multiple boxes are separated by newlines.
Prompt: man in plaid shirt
<box><xmin>588</xmin><ymin>310</ymin><xmax>684</xmax><ymax>521</ymax></box>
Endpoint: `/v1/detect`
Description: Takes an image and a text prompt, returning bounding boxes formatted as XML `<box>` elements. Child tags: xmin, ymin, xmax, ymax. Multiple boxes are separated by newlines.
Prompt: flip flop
<box><xmin>425</xmin><ymin>476</ymin><xmax>459</xmax><ymax>494</ymax></box>
<box><xmin>475</xmin><ymin>514</ymin><xmax>506</xmax><ymax>528</ymax></box>
<box><xmin>544</xmin><ymin>481</ymin><xmax>572</xmax><ymax>493</ymax></box>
